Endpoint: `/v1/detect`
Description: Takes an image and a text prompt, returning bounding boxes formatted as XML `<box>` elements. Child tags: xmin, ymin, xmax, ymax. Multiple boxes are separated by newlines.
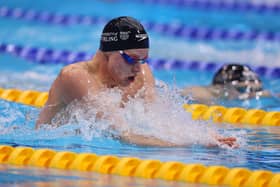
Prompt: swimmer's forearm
<box><xmin>35</xmin><ymin>104</ymin><xmax>61</xmax><ymax>129</ymax></box>
<box><xmin>121</xmin><ymin>131</ymin><xmax>176</xmax><ymax>147</ymax></box>
<box><xmin>35</xmin><ymin>116</ymin><xmax>51</xmax><ymax>129</ymax></box>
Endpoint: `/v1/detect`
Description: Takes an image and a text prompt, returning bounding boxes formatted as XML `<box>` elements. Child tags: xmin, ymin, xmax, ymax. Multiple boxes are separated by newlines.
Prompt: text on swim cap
<box><xmin>101</xmin><ymin>32</ymin><xmax>118</xmax><ymax>42</ymax></box>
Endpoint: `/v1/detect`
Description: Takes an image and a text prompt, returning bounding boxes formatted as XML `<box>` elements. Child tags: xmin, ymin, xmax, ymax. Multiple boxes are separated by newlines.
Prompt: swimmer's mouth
<box><xmin>127</xmin><ymin>76</ymin><xmax>135</xmax><ymax>82</ymax></box>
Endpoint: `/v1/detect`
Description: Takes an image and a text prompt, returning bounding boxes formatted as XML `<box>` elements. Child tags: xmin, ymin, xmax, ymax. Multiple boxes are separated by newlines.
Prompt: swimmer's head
<box><xmin>99</xmin><ymin>16</ymin><xmax>149</xmax><ymax>52</ymax></box>
<box><xmin>212</xmin><ymin>64</ymin><xmax>263</xmax><ymax>94</ymax></box>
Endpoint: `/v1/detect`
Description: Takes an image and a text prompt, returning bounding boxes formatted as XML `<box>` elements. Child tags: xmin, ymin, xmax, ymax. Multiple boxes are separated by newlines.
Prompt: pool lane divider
<box><xmin>1</xmin><ymin>6</ymin><xmax>280</xmax><ymax>42</ymax></box>
<box><xmin>0</xmin><ymin>145</ymin><xmax>280</xmax><ymax>187</ymax></box>
<box><xmin>2</xmin><ymin>43</ymin><xmax>280</xmax><ymax>79</ymax></box>
<box><xmin>1</xmin><ymin>87</ymin><xmax>280</xmax><ymax>126</ymax></box>
<box><xmin>133</xmin><ymin>0</ymin><xmax>280</xmax><ymax>14</ymax></box>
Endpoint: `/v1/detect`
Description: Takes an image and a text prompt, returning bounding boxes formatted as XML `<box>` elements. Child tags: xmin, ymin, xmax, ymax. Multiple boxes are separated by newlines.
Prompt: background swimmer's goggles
<box><xmin>119</xmin><ymin>50</ymin><xmax>147</xmax><ymax>65</ymax></box>
<box><xmin>235</xmin><ymin>86</ymin><xmax>263</xmax><ymax>94</ymax></box>
<box><xmin>232</xmin><ymin>80</ymin><xmax>263</xmax><ymax>94</ymax></box>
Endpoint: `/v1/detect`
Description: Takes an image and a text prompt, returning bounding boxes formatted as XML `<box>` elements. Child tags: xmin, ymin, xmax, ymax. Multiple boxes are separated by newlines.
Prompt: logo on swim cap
<box><xmin>135</xmin><ymin>33</ymin><xmax>148</xmax><ymax>41</ymax></box>
<box><xmin>119</xmin><ymin>31</ymin><xmax>130</xmax><ymax>41</ymax></box>
<box><xmin>99</xmin><ymin>16</ymin><xmax>149</xmax><ymax>52</ymax></box>
<box><xmin>101</xmin><ymin>32</ymin><xmax>118</xmax><ymax>42</ymax></box>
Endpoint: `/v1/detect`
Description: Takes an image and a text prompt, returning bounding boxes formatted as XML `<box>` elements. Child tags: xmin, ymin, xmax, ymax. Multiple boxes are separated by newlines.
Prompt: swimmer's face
<box><xmin>106</xmin><ymin>48</ymin><xmax>149</xmax><ymax>86</ymax></box>
<box><xmin>231</xmin><ymin>80</ymin><xmax>263</xmax><ymax>93</ymax></box>
<box><xmin>224</xmin><ymin>80</ymin><xmax>263</xmax><ymax>99</ymax></box>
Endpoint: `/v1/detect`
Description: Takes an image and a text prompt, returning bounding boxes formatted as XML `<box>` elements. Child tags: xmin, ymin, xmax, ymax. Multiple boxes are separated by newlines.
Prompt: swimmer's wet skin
<box><xmin>36</xmin><ymin>16</ymin><xmax>237</xmax><ymax>148</ymax></box>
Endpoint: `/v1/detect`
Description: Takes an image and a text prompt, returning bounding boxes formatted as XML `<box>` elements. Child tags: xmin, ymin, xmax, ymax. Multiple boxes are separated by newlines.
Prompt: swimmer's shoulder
<box><xmin>57</xmin><ymin>61</ymin><xmax>96</xmax><ymax>84</ymax></box>
<box><xmin>58</xmin><ymin>61</ymin><xmax>90</xmax><ymax>83</ymax></box>
<box><xmin>55</xmin><ymin>61</ymin><xmax>98</xmax><ymax>103</ymax></box>
<box><xmin>60</xmin><ymin>61</ymin><xmax>89</xmax><ymax>75</ymax></box>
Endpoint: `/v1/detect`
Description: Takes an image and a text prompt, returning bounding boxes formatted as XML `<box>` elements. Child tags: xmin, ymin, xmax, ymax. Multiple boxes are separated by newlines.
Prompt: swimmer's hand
<box><xmin>215</xmin><ymin>137</ymin><xmax>238</xmax><ymax>148</ymax></box>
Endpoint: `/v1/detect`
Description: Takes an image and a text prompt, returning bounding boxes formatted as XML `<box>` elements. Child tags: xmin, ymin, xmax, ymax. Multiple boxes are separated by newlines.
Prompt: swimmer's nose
<box><xmin>132</xmin><ymin>62</ymin><xmax>141</xmax><ymax>72</ymax></box>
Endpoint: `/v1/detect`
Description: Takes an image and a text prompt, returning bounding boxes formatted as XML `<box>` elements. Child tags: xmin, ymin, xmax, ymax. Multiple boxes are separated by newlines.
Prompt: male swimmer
<box><xmin>182</xmin><ymin>64</ymin><xmax>270</xmax><ymax>104</ymax></box>
<box><xmin>36</xmin><ymin>16</ymin><xmax>236</xmax><ymax>147</ymax></box>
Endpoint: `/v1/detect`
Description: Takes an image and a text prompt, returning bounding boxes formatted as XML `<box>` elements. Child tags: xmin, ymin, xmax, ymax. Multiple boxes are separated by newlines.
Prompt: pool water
<box><xmin>1</xmin><ymin>0</ymin><xmax>280</xmax><ymax>186</ymax></box>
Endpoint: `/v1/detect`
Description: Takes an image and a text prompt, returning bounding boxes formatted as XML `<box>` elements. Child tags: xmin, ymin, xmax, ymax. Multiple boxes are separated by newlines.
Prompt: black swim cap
<box><xmin>212</xmin><ymin>64</ymin><xmax>261</xmax><ymax>85</ymax></box>
<box><xmin>99</xmin><ymin>16</ymin><xmax>149</xmax><ymax>52</ymax></box>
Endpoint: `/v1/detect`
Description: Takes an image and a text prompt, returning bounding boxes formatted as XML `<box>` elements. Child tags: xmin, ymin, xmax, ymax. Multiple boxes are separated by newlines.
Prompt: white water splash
<box><xmin>46</xmin><ymin>82</ymin><xmax>244</xmax><ymax>147</ymax></box>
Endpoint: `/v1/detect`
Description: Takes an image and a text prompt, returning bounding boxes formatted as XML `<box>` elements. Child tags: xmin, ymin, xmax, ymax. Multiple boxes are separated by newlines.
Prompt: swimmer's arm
<box><xmin>260</xmin><ymin>90</ymin><xmax>271</xmax><ymax>97</ymax></box>
<box><xmin>108</xmin><ymin>113</ymin><xmax>176</xmax><ymax>147</ymax></box>
<box><xmin>181</xmin><ymin>86</ymin><xmax>215</xmax><ymax>104</ymax></box>
<box><xmin>120</xmin><ymin>131</ymin><xmax>176</xmax><ymax>147</ymax></box>
<box><xmin>35</xmin><ymin>102</ymin><xmax>62</xmax><ymax>129</ymax></box>
<box><xmin>121</xmin><ymin>133</ymin><xmax>239</xmax><ymax>148</ymax></box>
<box><xmin>121</xmin><ymin>131</ymin><xmax>238</xmax><ymax>148</ymax></box>
<box><xmin>36</xmin><ymin>66</ymin><xmax>94</xmax><ymax>128</ymax></box>
<box><xmin>36</xmin><ymin>76</ymin><xmax>64</xmax><ymax>128</ymax></box>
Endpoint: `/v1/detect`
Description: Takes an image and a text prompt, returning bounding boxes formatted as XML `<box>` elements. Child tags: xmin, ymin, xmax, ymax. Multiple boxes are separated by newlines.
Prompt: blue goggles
<box><xmin>235</xmin><ymin>86</ymin><xmax>263</xmax><ymax>94</ymax></box>
<box><xmin>119</xmin><ymin>50</ymin><xmax>147</xmax><ymax>65</ymax></box>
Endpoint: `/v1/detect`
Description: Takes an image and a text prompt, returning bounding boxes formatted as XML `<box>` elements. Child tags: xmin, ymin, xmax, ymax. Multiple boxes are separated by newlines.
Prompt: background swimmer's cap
<box><xmin>212</xmin><ymin>64</ymin><xmax>262</xmax><ymax>85</ymax></box>
<box><xmin>99</xmin><ymin>16</ymin><xmax>149</xmax><ymax>52</ymax></box>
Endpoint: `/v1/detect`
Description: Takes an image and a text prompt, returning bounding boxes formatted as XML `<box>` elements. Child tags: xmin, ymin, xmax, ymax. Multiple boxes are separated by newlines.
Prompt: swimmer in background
<box><xmin>181</xmin><ymin>64</ymin><xmax>270</xmax><ymax>105</ymax></box>
<box><xmin>36</xmin><ymin>16</ymin><xmax>237</xmax><ymax>148</ymax></box>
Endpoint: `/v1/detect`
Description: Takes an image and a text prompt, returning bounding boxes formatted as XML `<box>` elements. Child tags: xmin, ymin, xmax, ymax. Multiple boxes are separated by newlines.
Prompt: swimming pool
<box><xmin>1</xmin><ymin>0</ymin><xmax>280</xmax><ymax>186</ymax></box>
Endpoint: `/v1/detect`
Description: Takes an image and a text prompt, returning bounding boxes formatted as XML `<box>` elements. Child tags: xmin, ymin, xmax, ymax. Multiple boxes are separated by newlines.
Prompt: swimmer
<box><xmin>36</xmin><ymin>16</ymin><xmax>237</xmax><ymax>148</ymax></box>
<box><xmin>181</xmin><ymin>64</ymin><xmax>270</xmax><ymax>104</ymax></box>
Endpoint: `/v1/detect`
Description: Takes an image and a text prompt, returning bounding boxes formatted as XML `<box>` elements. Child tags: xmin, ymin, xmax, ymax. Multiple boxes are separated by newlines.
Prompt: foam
<box><xmin>47</xmin><ymin>81</ymin><xmax>244</xmax><ymax>148</ymax></box>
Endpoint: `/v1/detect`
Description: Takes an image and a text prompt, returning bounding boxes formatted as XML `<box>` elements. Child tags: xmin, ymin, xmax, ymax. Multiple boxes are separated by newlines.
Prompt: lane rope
<box><xmin>0</xmin><ymin>145</ymin><xmax>279</xmax><ymax>187</ymax></box>
<box><xmin>132</xmin><ymin>0</ymin><xmax>280</xmax><ymax>14</ymax></box>
<box><xmin>1</xmin><ymin>43</ymin><xmax>280</xmax><ymax>78</ymax></box>
<box><xmin>1</xmin><ymin>6</ymin><xmax>280</xmax><ymax>42</ymax></box>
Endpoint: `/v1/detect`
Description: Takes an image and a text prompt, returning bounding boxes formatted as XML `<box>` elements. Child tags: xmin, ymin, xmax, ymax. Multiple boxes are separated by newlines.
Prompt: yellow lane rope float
<box><xmin>0</xmin><ymin>145</ymin><xmax>280</xmax><ymax>187</ymax></box>
<box><xmin>0</xmin><ymin>87</ymin><xmax>279</xmax><ymax>126</ymax></box>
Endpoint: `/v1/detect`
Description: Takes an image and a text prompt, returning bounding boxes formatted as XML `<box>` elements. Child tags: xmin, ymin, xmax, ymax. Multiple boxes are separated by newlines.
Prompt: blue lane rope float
<box><xmin>1</xmin><ymin>43</ymin><xmax>280</xmax><ymax>79</ymax></box>
<box><xmin>1</xmin><ymin>6</ymin><xmax>280</xmax><ymax>42</ymax></box>
<box><xmin>132</xmin><ymin>0</ymin><xmax>280</xmax><ymax>14</ymax></box>
<box><xmin>1</xmin><ymin>43</ymin><xmax>280</xmax><ymax>78</ymax></box>
<box><xmin>0</xmin><ymin>43</ymin><xmax>93</xmax><ymax>65</ymax></box>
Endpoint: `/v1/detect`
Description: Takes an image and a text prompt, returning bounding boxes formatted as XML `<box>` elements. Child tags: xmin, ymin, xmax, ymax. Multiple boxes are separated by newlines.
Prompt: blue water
<box><xmin>1</xmin><ymin>0</ymin><xmax>280</xmax><ymax>186</ymax></box>
<box><xmin>0</xmin><ymin>98</ymin><xmax>280</xmax><ymax>173</ymax></box>
<box><xmin>2</xmin><ymin>54</ymin><xmax>280</xmax><ymax>110</ymax></box>
<box><xmin>1</xmin><ymin>0</ymin><xmax>280</xmax><ymax>32</ymax></box>
<box><xmin>0</xmin><ymin>164</ymin><xmax>197</xmax><ymax>187</ymax></box>
<box><xmin>1</xmin><ymin>12</ymin><xmax>280</xmax><ymax>66</ymax></box>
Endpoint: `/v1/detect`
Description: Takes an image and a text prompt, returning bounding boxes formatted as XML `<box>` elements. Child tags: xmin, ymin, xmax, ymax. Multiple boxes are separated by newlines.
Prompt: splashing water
<box><xmin>0</xmin><ymin>81</ymin><xmax>245</xmax><ymax>149</ymax></box>
<box><xmin>46</xmin><ymin>81</ymin><xmax>245</xmax><ymax>147</ymax></box>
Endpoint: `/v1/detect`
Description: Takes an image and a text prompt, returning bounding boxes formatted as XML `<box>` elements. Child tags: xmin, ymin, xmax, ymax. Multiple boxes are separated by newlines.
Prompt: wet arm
<box><xmin>120</xmin><ymin>131</ymin><xmax>176</xmax><ymax>147</ymax></box>
<box><xmin>181</xmin><ymin>86</ymin><xmax>215</xmax><ymax>104</ymax></box>
<box><xmin>36</xmin><ymin>76</ymin><xmax>63</xmax><ymax>128</ymax></box>
<box><xmin>36</xmin><ymin>67</ymin><xmax>92</xmax><ymax>128</ymax></box>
